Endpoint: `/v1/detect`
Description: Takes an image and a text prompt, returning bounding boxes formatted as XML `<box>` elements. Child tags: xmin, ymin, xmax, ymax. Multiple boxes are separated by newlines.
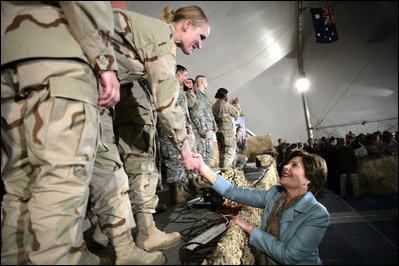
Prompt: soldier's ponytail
<box><xmin>159</xmin><ymin>6</ymin><xmax>175</xmax><ymax>23</ymax></box>
<box><xmin>159</xmin><ymin>5</ymin><xmax>209</xmax><ymax>27</ymax></box>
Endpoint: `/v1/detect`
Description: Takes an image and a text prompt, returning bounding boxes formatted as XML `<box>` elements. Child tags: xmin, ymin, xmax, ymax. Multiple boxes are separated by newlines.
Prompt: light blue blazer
<box><xmin>213</xmin><ymin>175</ymin><xmax>330</xmax><ymax>265</ymax></box>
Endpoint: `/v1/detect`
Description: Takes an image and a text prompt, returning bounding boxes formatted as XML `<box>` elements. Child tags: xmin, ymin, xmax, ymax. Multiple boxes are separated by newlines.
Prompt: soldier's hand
<box><xmin>180</xmin><ymin>145</ymin><xmax>202</xmax><ymax>173</ymax></box>
<box><xmin>99</xmin><ymin>71</ymin><xmax>120</xmax><ymax>107</ymax></box>
<box><xmin>200</xmin><ymin>133</ymin><xmax>207</xmax><ymax>139</ymax></box>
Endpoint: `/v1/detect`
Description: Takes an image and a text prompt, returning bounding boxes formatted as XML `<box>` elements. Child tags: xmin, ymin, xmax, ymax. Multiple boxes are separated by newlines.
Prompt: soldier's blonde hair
<box><xmin>159</xmin><ymin>5</ymin><xmax>209</xmax><ymax>27</ymax></box>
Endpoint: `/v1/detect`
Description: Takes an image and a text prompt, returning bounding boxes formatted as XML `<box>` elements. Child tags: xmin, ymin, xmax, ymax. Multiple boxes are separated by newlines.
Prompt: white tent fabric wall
<box><xmin>129</xmin><ymin>1</ymin><xmax>398</xmax><ymax>144</ymax></box>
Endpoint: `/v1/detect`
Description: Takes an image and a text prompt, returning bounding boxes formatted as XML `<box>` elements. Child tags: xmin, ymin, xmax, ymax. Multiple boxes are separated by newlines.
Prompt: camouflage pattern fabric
<box><xmin>185</xmin><ymin>88</ymin><xmax>197</xmax><ymax>108</ymax></box>
<box><xmin>89</xmin><ymin>107</ymin><xmax>135</xmax><ymax>238</ymax></box>
<box><xmin>189</xmin><ymin>90</ymin><xmax>217</xmax><ymax>165</ymax></box>
<box><xmin>157</xmin><ymin>86</ymin><xmax>196</xmax><ymax>184</ymax></box>
<box><xmin>1</xmin><ymin>2</ymin><xmax>117</xmax><ymax>73</ymax></box>
<box><xmin>112</xmin><ymin>9</ymin><xmax>189</xmax><ymax>151</ymax></box>
<box><xmin>212</xmin><ymin>100</ymin><xmax>241</xmax><ymax>168</ymax></box>
<box><xmin>114</xmin><ymin>82</ymin><xmax>159</xmax><ymax>214</ymax></box>
<box><xmin>111</xmin><ymin>9</ymin><xmax>192</xmax><ymax>213</ymax></box>
<box><xmin>1</xmin><ymin>2</ymin><xmax>116</xmax><ymax>264</ymax></box>
<box><xmin>1</xmin><ymin>60</ymin><xmax>99</xmax><ymax>265</ymax></box>
<box><xmin>157</xmin><ymin>121</ymin><xmax>186</xmax><ymax>184</ymax></box>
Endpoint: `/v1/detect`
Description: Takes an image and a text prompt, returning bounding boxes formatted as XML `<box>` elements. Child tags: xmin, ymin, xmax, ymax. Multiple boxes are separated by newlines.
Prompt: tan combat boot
<box><xmin>111</xmin><ymin>231</ymin><xmax>166</xmax><ymax>265</ymax></box>
<box><xmin>169</xmin><ymin>182</ymin><xmax>187</xmax><ymax>204</ymax></box>
<box><xmin>134</xmin><ymin>212</ymin><xmax>181</xmax><ymax>252</ymax></box>
<box><xmin>80</xmin><ymin>242</ymin><xmax>100</xmax><ymax>265</ymax></box>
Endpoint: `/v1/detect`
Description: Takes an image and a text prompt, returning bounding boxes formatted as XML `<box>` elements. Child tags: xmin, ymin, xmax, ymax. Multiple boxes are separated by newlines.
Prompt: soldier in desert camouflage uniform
<box><xmin>157</xmin><ymin>65</ymin><xmax>198</xmax><ymax>204</ymax></box>
<box><xmin>1</xmin><ymin>2</ymin><xmax>120</xmax><ymax>264</ymax></box>
<box><xmin>212</xmin><ymin>88</ymin><xmax>242</xmax><ymax>168</ymax></box>
<box><xmin>110</xmin><ymin>2</ymin><xmax>210</xmax><ymax>255</ymax></box>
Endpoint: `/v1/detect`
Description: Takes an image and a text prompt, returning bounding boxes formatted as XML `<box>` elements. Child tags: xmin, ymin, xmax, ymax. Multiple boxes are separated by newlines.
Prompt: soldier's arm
<box><xmin>135</xmin><ymin>39</ymin><xmax>188</xmax><ymax>152</ymax></box>
<box><xmin>135</xmin><ymin>39</ymin><xmax>202</xmax><ymax>171</ymax></box>
<box><xmin>205</xmin><ymin>104</ymin><xmax>217</xmax><ymax>131</ymax></box>
<box><xmin>185</xmin><ymin>89</ymin><xmax>198</xmax><ymax>108</ymax></box>
<box><xmin>59</xmin><ymin>2</ymin><xmax>118</xmax><ymax>73</ymax></box>
<box><xmin>228</xmin><ymin>102</ymin><xmax>242</xmax><ymax>119</ymax></box>
<box><xmin>190</xmin><ymin>103</ymin><xmax>206</xmax><ymax>135</ymax></box>
<box><xmin>59</xmin><ymin>2</ymin><xmax>119</xmax><ymax>107</ymax></box>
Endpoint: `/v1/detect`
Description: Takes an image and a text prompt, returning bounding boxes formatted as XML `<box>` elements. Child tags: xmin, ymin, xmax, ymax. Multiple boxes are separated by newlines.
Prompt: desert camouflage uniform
<box><xmin>1</xmin><ymin>2</ymin><xmax>116</xmax><ymax>264</ymax></box>
<box><xmin>157</xmin><ymin>85</ymin><xmax>197</xmax><ymax>185</ymax></box>
<box><xmin>111</xmin><ymin>9</ymin><xmax>189</xmax><ymax>214</ymax></box>
<box><xmin>89</xmin><ymin>107</ymin><xmax>135</xmax><ymax>238</ymax></box>
<box><xmin>212</xmin><ymin>100</ymin><xmax>241</xmax><ymax>168</ymax></box>
<box><xmin>189</xmin><ymin>90</ymin><xmax>217</xmax><ymax>165</ymax></box>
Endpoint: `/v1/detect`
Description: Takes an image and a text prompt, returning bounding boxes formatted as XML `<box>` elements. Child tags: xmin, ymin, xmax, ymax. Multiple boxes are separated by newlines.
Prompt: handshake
<box><xmin>179</xmin><ymin>145</ymin><xmax>204</xmax><ymax>174</ymax></box>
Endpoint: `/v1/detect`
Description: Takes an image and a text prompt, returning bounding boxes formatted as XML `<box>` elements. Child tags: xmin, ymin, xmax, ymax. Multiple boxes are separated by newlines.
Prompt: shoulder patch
<box><xmin>170</xmin><ymin>43</ymin><xmax>177</xmax><ymax>58</ymax></box>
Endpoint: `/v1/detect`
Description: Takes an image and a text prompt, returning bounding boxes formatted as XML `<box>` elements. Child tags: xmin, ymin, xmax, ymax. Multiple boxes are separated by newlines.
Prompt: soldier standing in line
<box><xmin>212</xmin><ymin>88</ymin><xmax>242</xmax><ymax>168</ymax></box>
<box><xmin>157</xmin><ymin>65</ymin><xmax>198</xmax><ymax>204</ymax></box>
<box><xmin>110</xmin><ymin>2</ymin><xmax>210</xmax><ymax>254</ymax></box>
<box><xmin>1</xmin><ymin>2</ymin><xmax>120</xmax><ymax>264</ymax></box>
<box><xmin>189</xmin><ymin>75</ymin><xmax>218</xmax><ymax>166</ymax></box>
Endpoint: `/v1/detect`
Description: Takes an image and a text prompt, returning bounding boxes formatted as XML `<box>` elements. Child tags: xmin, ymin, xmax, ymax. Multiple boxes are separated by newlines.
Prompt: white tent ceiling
<box><xmin>129</xmin><ymin>1</ymin><xmax>398</xmax><ymax>144</ymax></box>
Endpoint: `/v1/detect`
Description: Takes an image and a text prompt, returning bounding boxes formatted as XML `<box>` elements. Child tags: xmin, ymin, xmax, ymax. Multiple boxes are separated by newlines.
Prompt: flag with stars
<box><xmin>310</xmin><ymin>4</ymin><xmax>338</xmax><ymax>43</ymax></box>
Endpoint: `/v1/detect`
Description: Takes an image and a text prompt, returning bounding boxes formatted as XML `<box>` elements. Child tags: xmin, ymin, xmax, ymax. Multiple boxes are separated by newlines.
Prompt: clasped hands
<box><xmin>180</xmin><ymin>152</ymin><xmax>204</xmax><ymax>174</ymax></box>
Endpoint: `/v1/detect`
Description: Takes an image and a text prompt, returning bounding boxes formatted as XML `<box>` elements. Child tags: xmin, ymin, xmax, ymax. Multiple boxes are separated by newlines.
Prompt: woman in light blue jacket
<box><xmin>184</xmin><ymin>149</ymin><xmax>329</xmax><ymax>265</ymax></box>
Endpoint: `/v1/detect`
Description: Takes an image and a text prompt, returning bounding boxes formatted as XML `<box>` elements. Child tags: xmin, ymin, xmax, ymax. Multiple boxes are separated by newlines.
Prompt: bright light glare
<box><xmin>296</xmin><ymin>78</ymin><xmax>310</xmax><ymax>92</ymax></box>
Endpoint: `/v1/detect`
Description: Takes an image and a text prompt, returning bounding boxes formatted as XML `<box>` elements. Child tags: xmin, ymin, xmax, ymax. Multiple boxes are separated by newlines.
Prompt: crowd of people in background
<box><xmin>276</xmin><ymin>130</ymin><xmax>398</xmax><ymax>198</ymax></box>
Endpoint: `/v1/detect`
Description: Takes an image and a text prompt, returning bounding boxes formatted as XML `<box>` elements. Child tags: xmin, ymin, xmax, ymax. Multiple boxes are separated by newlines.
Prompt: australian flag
<box><xmin>310</xmin><ymin>4</ymin><xmax>338</xmax><ymax>43</ymax></box>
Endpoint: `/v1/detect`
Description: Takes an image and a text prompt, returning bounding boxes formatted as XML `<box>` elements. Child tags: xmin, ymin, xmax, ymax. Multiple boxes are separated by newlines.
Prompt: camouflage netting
<box><xmin>210</xmin><ymin>133</ymin><xmax>276</xmax><ymax>167</ymax></box>
<box><xmin>241</xmin><ymin>134</ymin><xmax>276</xmax><ymax>162</ymax></box>
<box><xmin>357</xmin><ymin>155</ymin><xmax>398</xmax><ymax>195</ymax></box>
<box><xmin>202</xmin><ymin>154</ymin><xmax>280</xmax><ymax>265</ymax></box>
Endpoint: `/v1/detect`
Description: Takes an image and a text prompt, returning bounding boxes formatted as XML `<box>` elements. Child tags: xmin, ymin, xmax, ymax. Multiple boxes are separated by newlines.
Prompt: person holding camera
<box><xmin>212</xmin><ymin>88</ymin><xmax>241</xmax><ymax>168</ymax></box>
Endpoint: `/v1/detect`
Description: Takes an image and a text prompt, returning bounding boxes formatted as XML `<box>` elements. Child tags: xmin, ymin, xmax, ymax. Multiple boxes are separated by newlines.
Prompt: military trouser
<box><xmin>193</xmin><ymin>129</ymin><xmax>214</xmax><ymax>166</ymax></box>
<box><xmin>1</xmin><ymin>59</ymin><xmax>99</xmax><ymax>265</ymax></box>
<box><xmin>114</xmin><ymin>81</ymin><xmax>159</xmax><ymax>214</ymax></box>
<box><xmin>216</xmin><ymin>131</ymin><xmax>237</xmax><ymax>168</ymax></box>
<box><xmin>158</xmin><ymin>125</ymin><xmax>186</xmax><ymax>185</ymax></box>
<box><xmin>340</xmin><ymin>173</ymin><xmax>360</xmax><ymax>197</ymax></box>
<box><xmin>89</xmin><ymin>107</ymin><xmax>135</xmax><ymax>238</ymax></box>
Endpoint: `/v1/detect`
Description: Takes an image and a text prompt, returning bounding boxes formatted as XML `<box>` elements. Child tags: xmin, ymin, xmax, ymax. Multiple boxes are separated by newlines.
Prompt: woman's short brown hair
<box><xmin>288</xmin><ymin>149</ymin><xmax>327</xmax><ymax>196</ymax></box>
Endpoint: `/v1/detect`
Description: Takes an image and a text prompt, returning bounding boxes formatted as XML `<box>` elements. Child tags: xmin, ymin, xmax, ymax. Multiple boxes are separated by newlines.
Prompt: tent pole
<box><xmin>298</xmin><ymin>1</ymin><xmax>313</xmax><ymax>140</ymax></box>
